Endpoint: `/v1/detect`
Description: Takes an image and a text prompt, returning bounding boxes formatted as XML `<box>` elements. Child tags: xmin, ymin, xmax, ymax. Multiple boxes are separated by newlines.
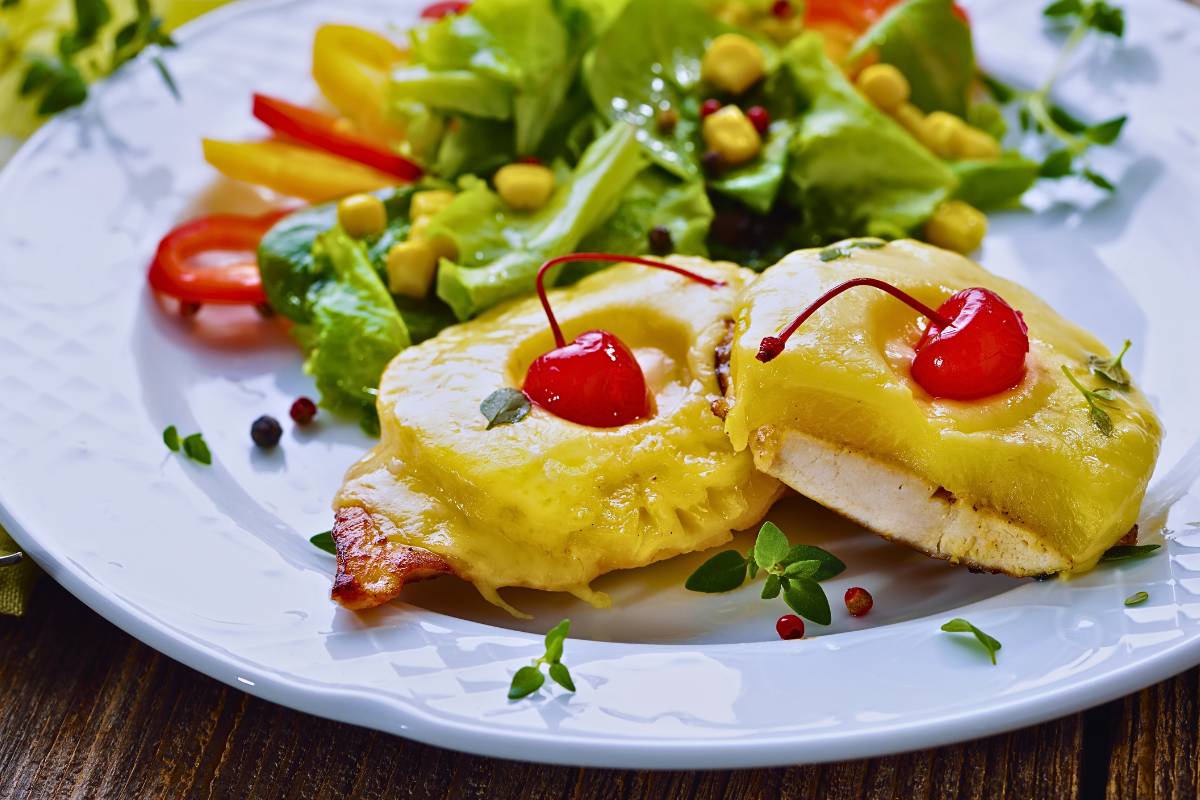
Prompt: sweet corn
<box><xmin>856</xmin><ymin>63</ymin><xmax>910</xmax><ymax>112</ymax></box>
<box><xmin>494</xmin><ymin>163</ymin><xmax>556</xmax><ymax>211</ymax></box>
<box><xmin>408</xmin><ymin>216</ymin><xmax>459</xmax><ymax>262</ymax></box>
<box><xmin>337</xmin><ymin>193</ymin><xmax>387</xmax><ymax>238</ymax></box>
<box><xmin>922</xmin><ymin>111</ymin><xmax>967</xmax><ymax>159</ymax></box>
<box><xmin>410</xmin><ymin>189</ymin><xmax>456</xmax><ymax>219</ymax></box>
<box><xmin>701</xmin><ymin>33</ymin><xmax>766</xmax><ymax>95</ymax></box>
<box><xmin>702</xmin><ymin>105</ymin><xmax>762</xmax><ymax>166</ymax></box>
<box><xmin>952</xmin><ymin>127</ymin><xmax>1001</xmax><ymax>160</ymax></box>
<box><xmin>892</xmin><ymin>102</ymin><xmax>927</xmax><ymax>139</ymax></box>
<box><xmin>924</xmin><ymin>200</ymin><xmax>987</xmax><ymax>254</ymax></box>
<box><xmin>757</xmin><ymin>14</ymin><xmax>805</xmax><ymax>44</ymax></box>
<box><xmin>386</xmin><ymin>240</ymin><xmax>438</xmax><ymax>298</ymax></box>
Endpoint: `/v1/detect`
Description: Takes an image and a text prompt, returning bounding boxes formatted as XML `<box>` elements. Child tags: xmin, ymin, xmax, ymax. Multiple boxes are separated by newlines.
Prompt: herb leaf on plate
<box><xmin>181</xmin><ymin>432</ymin><xmax>212</xmax><ymax>465</ymax></box>
<box><xmin>162</xmin><ymin>425</ymin><xmax>181</xmax><ymax>452</ymax></box>
<box><xmin>941</xmin><ymin>618</ymin><xmax>1002</xmax><ymax>664</ymax></box>
<box><xmin>1124</xmin><ymin>591</ymin><xmax>1149</xmax><ymax>606</ymax></box>
<box><xmin>1089</xmin><ymin>340</ymin><xmax>1132</xmax><ymax>386</ymax></box>
<box><xmin>685</xmin><ymin>521</ymin><xmax>843</xmax><ymax>627</ymax></box>
<box><xmin>310</xmin><ymin>531</ymin><xmax>337</xmax><ymax>555</ymax></box>
<box><xmin>508</xmin><ymin>618</ymin><xmax>576</xmax><ymax>700</ymax></box>
<box><xmin>1100</xmin><ymin>544</ymin><xmax>1160</xmax><ymax>562</ymax></box>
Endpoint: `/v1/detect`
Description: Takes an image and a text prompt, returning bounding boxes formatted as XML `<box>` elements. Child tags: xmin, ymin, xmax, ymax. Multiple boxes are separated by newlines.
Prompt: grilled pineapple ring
<box><xmin>334</xmin><ymin>258</ymin><xmax>782</xmax><ymax>614</ymax></box>
<box><xmin>724</xmin><ymin>240</ymin><xmax>1162</xmax><ymax>576</ymax></box>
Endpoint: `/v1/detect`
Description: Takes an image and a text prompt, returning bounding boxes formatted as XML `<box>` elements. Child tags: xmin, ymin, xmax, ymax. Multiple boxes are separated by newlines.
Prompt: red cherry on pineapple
<box><xmin>776</xmin><ymin>614</ymin><xmax>805</xmax><ymax>640</ymax></box>
<box><xmin>700</xmin><ymin>98</ymin><xmax>723</xmax><ymax>118</ymax></box>
<box><xmin>524</xmin><ymin>330</ymin><xmax>649</xmax><ymax>428</ymax></box>
<box><xmin>746</xmin><ymin>105</ymin><xmax>771</xmax><ymax>134</ymax></box>
<box><xmin>911</xmin><ymin>288</ymin><xmax>1029</xmax><ymax>400</ymax></box>
<box><xmin>844</xmin><ymin>586</ymin><xmax>873</xmax><ymax>617</ymax></box>
<box><xmin>756</xmin><ymin>277</ymin><xmax>1029</xmax><ymax>401</ymax></box>
<box><xmin>523</xmin><ymin>253</ymin><xmax>726</xmax><ymax>428</ymax></box>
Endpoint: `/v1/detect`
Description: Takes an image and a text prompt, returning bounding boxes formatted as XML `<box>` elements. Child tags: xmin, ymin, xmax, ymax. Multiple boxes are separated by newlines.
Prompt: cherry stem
<box><xmin>535</xmin><ymin>253</ymin><xmax>727</xmax><ymax>348</ymax></box>
<box><xmin>757</xmin><ymin>277</ymin><xmax>952</xmax><ymax>362</ymax></box>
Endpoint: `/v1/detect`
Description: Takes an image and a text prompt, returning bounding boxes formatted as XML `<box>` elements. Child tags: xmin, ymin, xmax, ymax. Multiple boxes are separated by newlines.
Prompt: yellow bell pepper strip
<box><xmin>311</xmin><ymin>24</ymin><xmax>406</xmax><ymax>141</ymax></box>
<box><xmin>201</xmin><ymin>139</ymin><xmax>396</xmax><ymax>202</ymax></box>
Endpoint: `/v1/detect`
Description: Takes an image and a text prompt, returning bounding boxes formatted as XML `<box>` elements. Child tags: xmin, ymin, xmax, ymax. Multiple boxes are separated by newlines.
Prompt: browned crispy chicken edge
<box><xmin>330</xmin><ymin>506</ymin><xmax>454</xmax><ymax>610</ymax></box>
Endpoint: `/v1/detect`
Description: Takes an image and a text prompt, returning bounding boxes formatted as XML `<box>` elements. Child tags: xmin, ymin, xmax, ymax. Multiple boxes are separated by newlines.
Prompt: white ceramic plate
<box><xmin>2</xmin><ymin>0</ymin><xmax>1199</xmax><ymax>770</ymax></box>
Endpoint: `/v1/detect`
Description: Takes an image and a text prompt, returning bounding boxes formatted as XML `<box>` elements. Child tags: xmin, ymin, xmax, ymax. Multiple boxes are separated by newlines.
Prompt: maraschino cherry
<box><xmin>756</xmin><ymin>277</ymin><xmax>1029</xmax><ymax>400</ymax></box>
<box><xmin>523</xmin><ymin>253</ymin><xmax>726</xmax><ymax>427</ymax></box>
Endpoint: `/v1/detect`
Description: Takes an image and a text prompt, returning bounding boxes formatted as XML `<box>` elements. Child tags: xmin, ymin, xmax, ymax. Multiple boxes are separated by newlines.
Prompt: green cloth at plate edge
<box><xmin>0</xmin><ymin>524</ymin><xmax>39</xmax><ymax>617</ymax></box>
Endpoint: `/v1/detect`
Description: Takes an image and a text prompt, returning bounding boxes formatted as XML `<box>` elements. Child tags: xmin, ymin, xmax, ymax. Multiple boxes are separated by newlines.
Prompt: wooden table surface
<box><xmin>0</xmin><ymin>580</ymin><xmax>1193</xmax><ymax>799</ymax></box>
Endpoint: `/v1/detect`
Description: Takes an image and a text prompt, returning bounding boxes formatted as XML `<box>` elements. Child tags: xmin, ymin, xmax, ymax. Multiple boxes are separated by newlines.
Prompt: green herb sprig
<box><xmin>1061</xmin><ymin>364</ymin><xmax>1117</xmax><ymax>435</ymax></box>
<box><xmin>163</xmin><ymin>425</ymin><xmax>211</xmax><ymax>465</ymax></box>
<box><xmin>508</xmin><ymin>619</ymin><xmax>576</xmax><ymax>700</ymax></box>
<box><xmin>310</xmin><ymin>531</ymin><xmax>336</xmax><ymax>555</ymax></box>
<box><xmin>17</xmin><ymin>0</ymin><xmax>178</xmax><ymax>117</ymax></box>
<box><xmin>818</xmin><ymin>238</ymin><xmax>887</xmax><ymax>263</ymax></box>
<box><xmin>1089</xmin><ymin>339</ymin><xmax>1132</xmax><ymax>386</ymax></box>
<box><xmin>983</xmin><ymin>1</ymin><xmax>1127</xmax><ymax>193</ymax></box>
<box><xmin>1124</xmin><ymin>591</ymin><xmax>1148</xmax><ymax>606</ymax></box>
<box><xmin>685</xmin><ymin>522</ymin><xmax>844</xmax><ymax>626</ymax></box>
<box><xmin>941</xmin><ymin>618</ymin><xmax>1002</xmax><ymax>665</ymax></box>
<box><xmin>1100</xmin><ymin>543</ymin><xmax>1160</xmax><ymax>562</ymax></box>
<box><xmin>481</xmin><ymin>388</ymin><xmax>531</xmax><ymax>430</ymax></box>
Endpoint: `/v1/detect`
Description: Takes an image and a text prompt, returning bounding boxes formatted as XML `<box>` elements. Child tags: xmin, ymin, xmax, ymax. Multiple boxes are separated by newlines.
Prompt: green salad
<box><xmin>252</xmin><ymin>0</ymin><xmax>1126</xmax><ymax>431</ymax></box>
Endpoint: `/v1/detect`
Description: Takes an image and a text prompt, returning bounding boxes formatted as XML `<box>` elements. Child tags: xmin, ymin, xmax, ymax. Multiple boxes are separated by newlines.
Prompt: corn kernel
<box><xmin>408</xmin><ymin>215</ymin><xmax>459</xmax><ymax>262</ymax></box>
<box><xmin>713</xmin><ymin>0</ymin><xmax>752</xmax><ymax>26</ymax></box>
<box><xmin>757</xmin><ymin>14</ymin><xmax>805</xmax><ymax>43</ymax></box>
<box><xmin>922</xmin><ymin>111</ymin><xmax>967</xmax><ymax>159</ymax></box>
<box><xmin>410</xmin><ymin>189</ymin><xmax>456</xmax><ymax>219</ymax></box>
<box><xmin>924</xmin><ymin>200</ymin><xmax>987</xmax><ymax>254</ymax></box>
<box><xmin>952</xmin><ymin>127</ymin><xmax>1001</xmax><ymax>161</ymax></box>
<box><xmin>386</xmin><ymin>240</ymin><xmax>438</xmax><ymax>298</ymax></box>
<box><xmin>856</xmin><ymin>63</ymin><xmax>910</xmax><ymax>112</ymax></box>
<box><xmin>336</xmin><ymin>193</ymin><xmax>387</xmax><ymax>239</ymax></box>
<box><xmin>494</xmin><ymin>163</ymin><xmax>556</xmax><ymax>211</ymax></box>
<box><xmin>702</xmin><ymin>105</ymin><xmax>762</xmax><ymax>166</ymax></box>
<box><xmin>892</xmin><ymin>102</ymin><xmax>927</xmax><ymax>139</ymax></box>
<box><xmin>702</xmin><ymin>33</ymin><xmax>766</xmax><ymax>95</ymax></box>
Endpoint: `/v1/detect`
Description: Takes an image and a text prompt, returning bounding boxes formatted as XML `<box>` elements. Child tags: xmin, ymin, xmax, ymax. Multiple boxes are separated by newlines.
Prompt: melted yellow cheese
<box><xmin>725</xmin><ymin>240</ymin><xmax>1162</xmax><ymax>571</ymax></box>
<box><xmin>337</xmin><ymin>259</ymin><xmax>782</xmax><ymax>613</ymax></box>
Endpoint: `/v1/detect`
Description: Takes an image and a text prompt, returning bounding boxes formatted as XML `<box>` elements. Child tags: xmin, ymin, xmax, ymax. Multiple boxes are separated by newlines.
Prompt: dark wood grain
<box><xmin>0</xmin><ymin>579</ymin><xmax>1177</xmax><ymax>800</ymax></box>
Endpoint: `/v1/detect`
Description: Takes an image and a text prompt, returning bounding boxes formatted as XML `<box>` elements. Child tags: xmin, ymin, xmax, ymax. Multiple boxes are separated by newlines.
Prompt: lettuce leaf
<box><xmin>293</xmin><ymin>230</ymin><xmax>411</xmax><ymax>432</ymax></box>
<box><xmin>404</xmin><ymin>0</ymin><xmax>607</xmax><ymax>154</ymax></box>
<box><xmin>952</xmin><ymin>153</ymin><xmax>1039</xmax><ymax>210</ymax></box>
<box><xmin>709</xmin><ymin>119</ymin><xmax>794</xmax><ymax>214</ymax></box>
<box><xmin>577</xmin><ymin>167</ymin><xmax>713</xmax><ymax>257</ymax></box>
<box><xmin>784</xmin><ymin>33</ymin><xmax>957</xmax><ymax>239</ymax></box>
<box><xmin>584</xmin><ymin>0</ymin><xmax>725</xmax><ymax>180</ymax></box>
<box><xmin>848</xmin><ymin>0</ymin><xmax>974</xmax><ymax>116</ymax></box>
<box><xmin>432</xmin><ymin>121</ymin><xmax>646</xmax><ymax>319</ymax></box>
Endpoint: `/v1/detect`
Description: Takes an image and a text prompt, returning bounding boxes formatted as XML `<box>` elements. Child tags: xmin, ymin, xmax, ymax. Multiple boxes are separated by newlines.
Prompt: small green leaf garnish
<box><xmin>310</xmin><ymin>531</ymin><xmax>336</xmax><ymax>555</ymax></box>
<box><xmin>508</xmin><ymin>619</ymin><xmax>575</xmax><ymax>700</ymax></box>
<box><xmin>1039</xmin><ymin>149</ymin><xmax>1073</xmax><ymax>178</ymax></box>
<box><xmin>685</xmin><ymin>550</ymin><xmax>748</xmax><ymax>593</ymax></box>
<box><xmin>783</xmin><ymin>577</ymin><xmax>832</xmax><ymax>626</ymax></box>
<box><xmin>1061</xmin><ymin>365</ymin><xmax>1116</xmax><ymax>435</ymax></box>
<box><xmin>753</xmin><ymin>521</ymin><xmax>790</xmax><ymax>569</ymax></box>
<box><xmin>1124</xmin><ymin>591</ymin><xmax>1149</xmax><ymax>606</ymax></box>
<box><xmin>818</xmin><ymin>238</ymin><xmax>887</xmax><ymax>262</ymax></box>
<box><xmin>1089</xmin><ymin>339</ymin><xmax>1132</xmax><ymax>386</ymax></box>
<box><xmin>181</xmin><ymin>432</ymin><xmax>212</xmax><ymax>465</ymax></box>
<box><xmin>162</xmin><ymin>425</ymin><xmax>180</xmax><ymax>452</ymax></box>
<box><xmin>941</xmin><ymin>618</ymin><xmax>1002</xmax><ymax>665</ymax></box>
<box><xmin>1100</xmin><ymin>544</ymin><xmax>1160</xmax><ymax>562</ymax></box>
<box><xmin>480</xmin><ymin>388</ymin><xmax>531</xmax><ymax>430</ymax></box>
<box><xmin>508</xmin><ymin>666</ymin><xmax>545</xmax><ymax>699</ymax></box>
<box><xmin>548</xmin><ymin>662</ymin><xmax>575</xmax><ymax>692</ymax></box>
<box><xmin>684</xmin><ymin>522</ymin><xmax>842</xmax><ymax>628</ymax></box>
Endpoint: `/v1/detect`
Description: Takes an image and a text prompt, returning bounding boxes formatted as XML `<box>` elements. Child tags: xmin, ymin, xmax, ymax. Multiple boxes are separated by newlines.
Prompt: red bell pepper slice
<box><xmin>805</xmin><ymin>0</ymin><xmax>967</xmax><ymax>31</ymax></box>
<box><xmin>252</xmin><ymin>94</ymin><xmax>423</xmax><ymax>182</ymax></box>
<box><xmin>148</xmin><ymin>210</ymin><xmax>290</xmax><ymax>305</ymax></box>
<box><xmin>420</xmin><ymin>1</ymin><xmax>471</xmax><ymax>19</ymax></box>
